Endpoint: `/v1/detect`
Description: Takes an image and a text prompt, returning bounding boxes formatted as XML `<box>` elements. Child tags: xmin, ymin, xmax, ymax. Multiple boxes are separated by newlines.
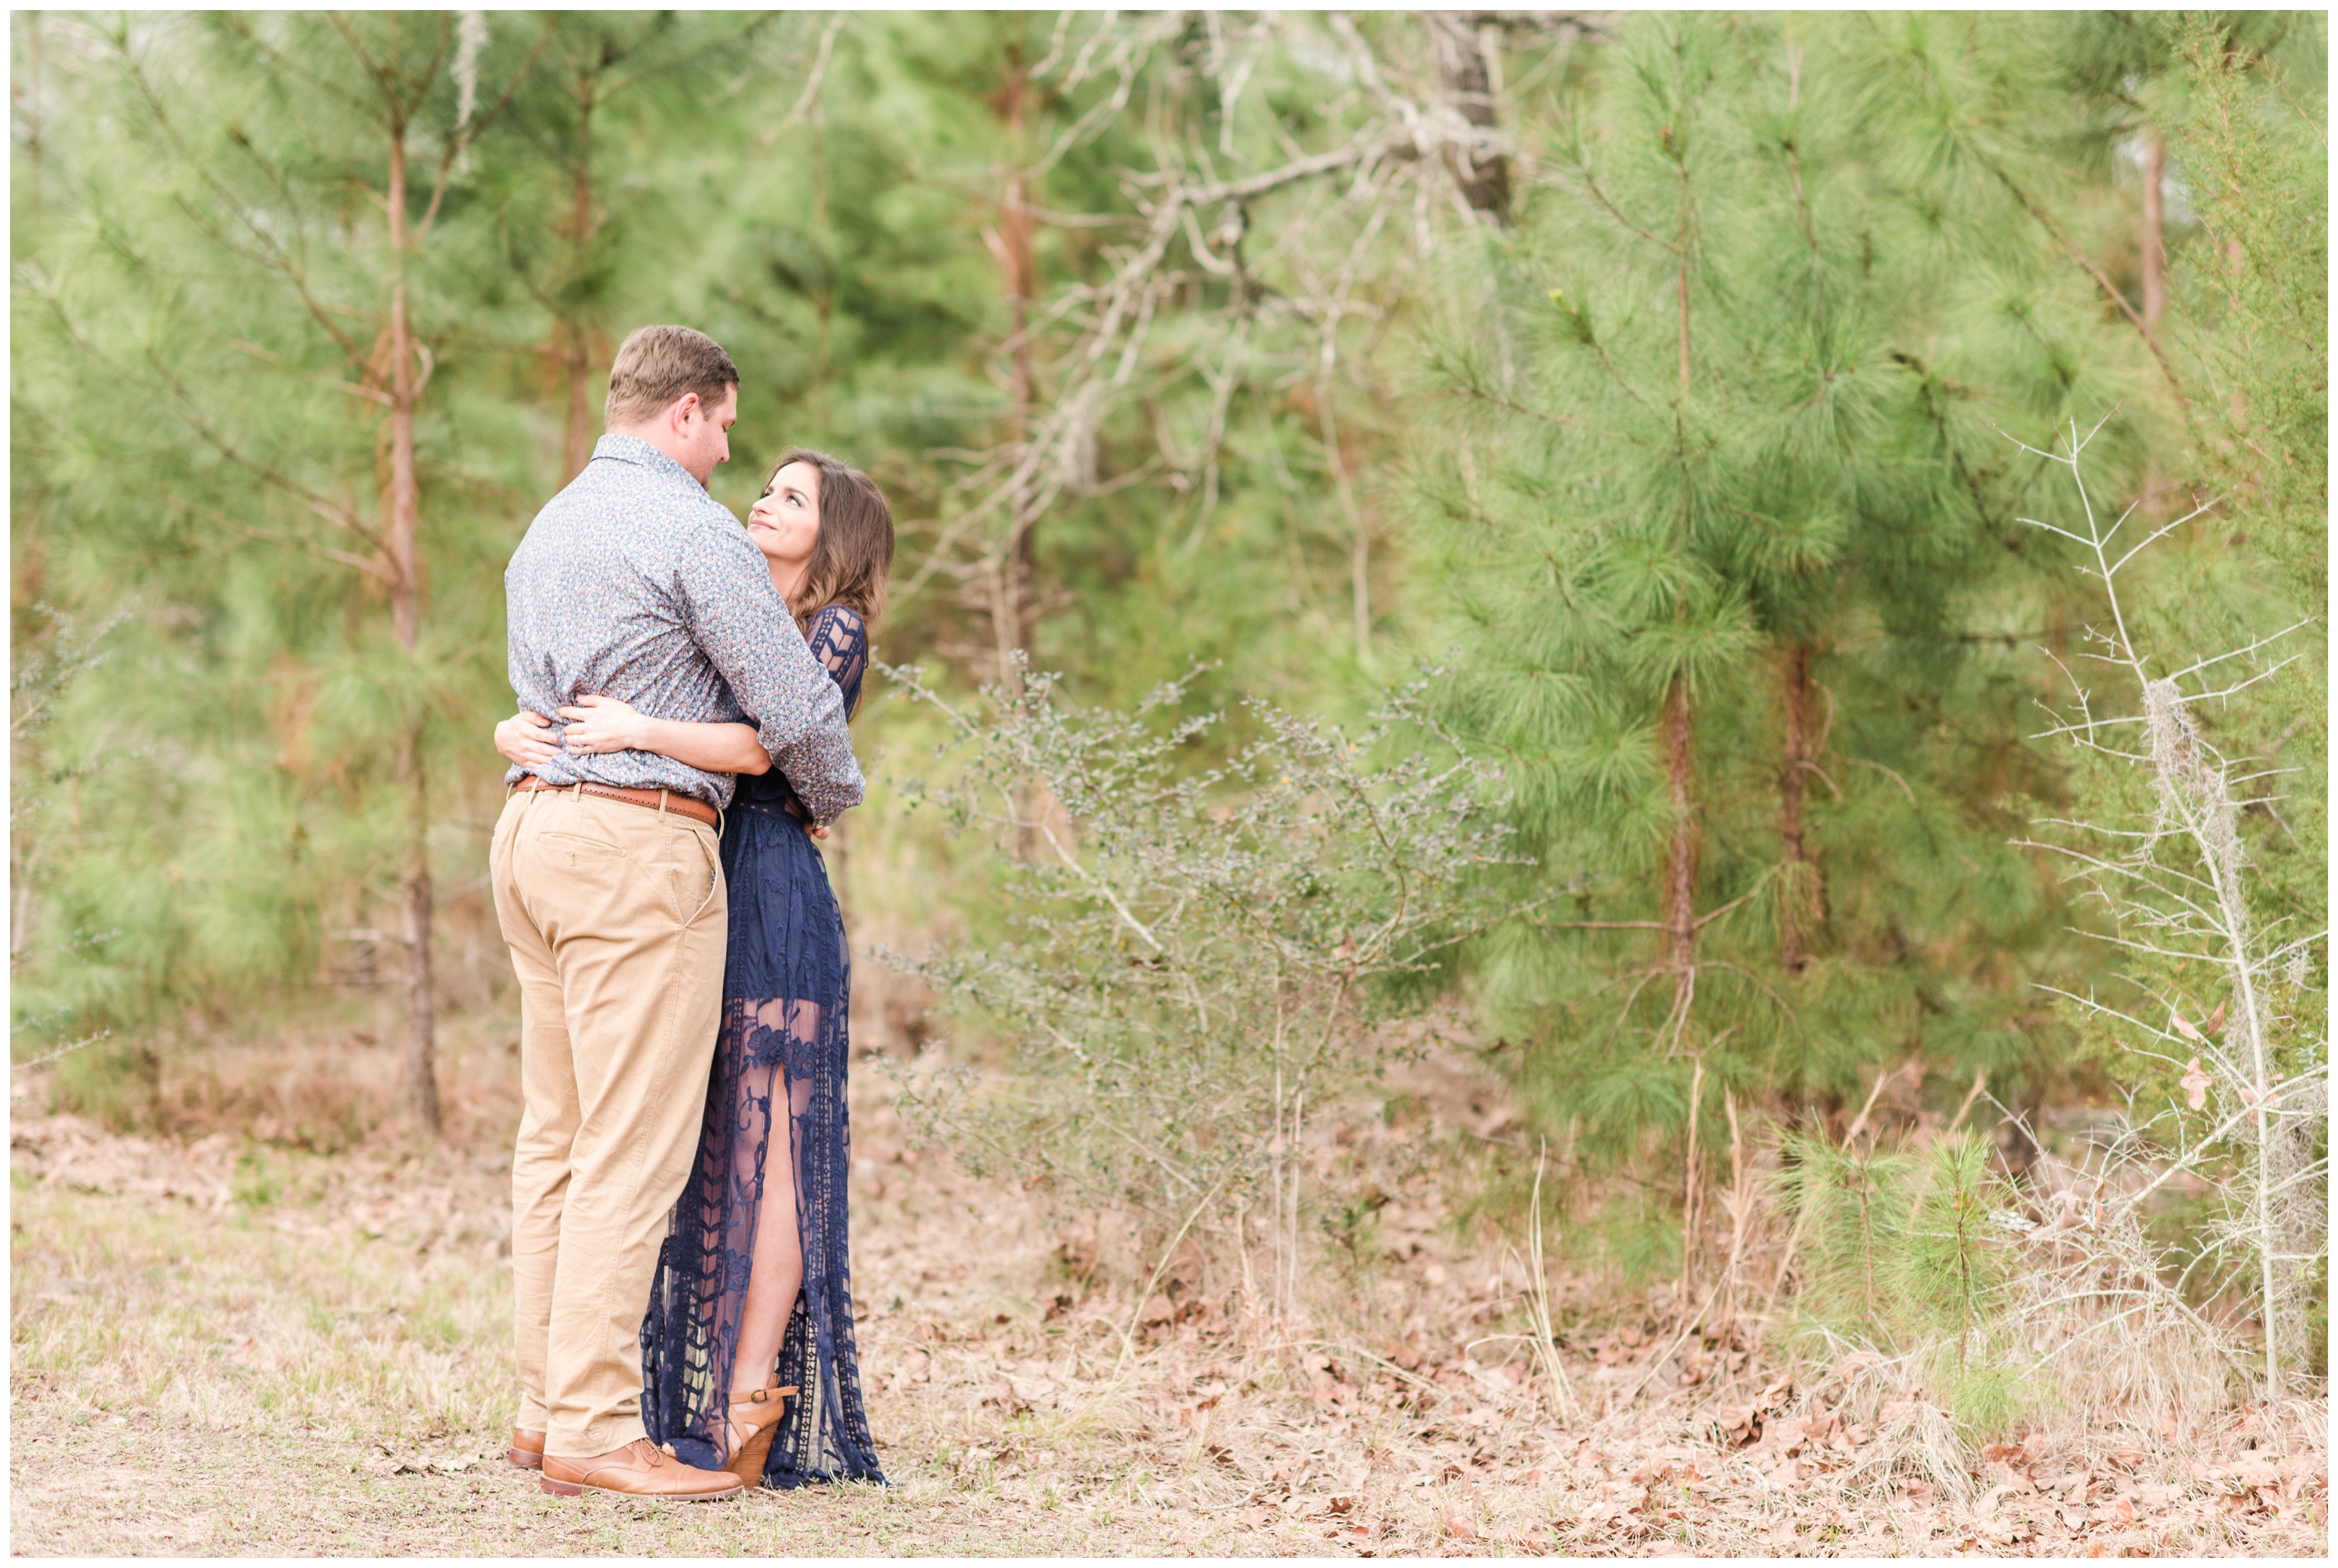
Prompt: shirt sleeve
<box><xmin>671</xmin><ymin>522</ymin><xmax>865</xmax><ymax>821</ymax></box>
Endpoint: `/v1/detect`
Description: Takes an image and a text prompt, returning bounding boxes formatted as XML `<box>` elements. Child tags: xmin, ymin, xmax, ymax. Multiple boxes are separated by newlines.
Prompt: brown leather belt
<box><xmin>510</xmin><ymin>775</ymin><xmax>719</xmax><ymax>828</ymax></box>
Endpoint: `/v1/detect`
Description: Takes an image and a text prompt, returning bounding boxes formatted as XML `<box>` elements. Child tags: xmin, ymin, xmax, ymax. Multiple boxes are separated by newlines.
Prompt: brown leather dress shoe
<box><xmin>540</xmin><ymin>1438</ymin><xmax>744</xmax><ymax>1501</ymax></box>
<box><xmin>507</xmin><ymin>1428</ymin><xmax>545</xmax><ymax>1470</ymax></box>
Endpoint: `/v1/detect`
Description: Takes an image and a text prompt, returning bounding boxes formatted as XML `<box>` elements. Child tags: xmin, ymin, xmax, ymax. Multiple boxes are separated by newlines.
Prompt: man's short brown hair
<box><xmin>603</xmin><ymin>325</ymin><xmax>740</xmax><ymax>427</ymax></box>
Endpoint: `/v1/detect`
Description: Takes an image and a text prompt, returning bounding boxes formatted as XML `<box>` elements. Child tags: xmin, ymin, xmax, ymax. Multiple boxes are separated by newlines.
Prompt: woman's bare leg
<box><xmin>730</xmin><ymin>1065</ymin><xmax>804</xmax><ymax>1402</ymax></box>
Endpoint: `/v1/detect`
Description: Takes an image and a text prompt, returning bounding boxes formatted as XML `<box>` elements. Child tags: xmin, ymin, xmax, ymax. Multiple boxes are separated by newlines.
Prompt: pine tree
<box><xmin>1410</xmin><ymin>13</ymin><xmax>2149</xmax><ymax>1259</ymax></box>
<box><xmin>13</xmin><ymin>13</ymin><xmax>549</xmax><ymax>1129</ymax></box>
<box><xmin>492</xmin><ymin>13</ymin><xmax>786</xmax><ymax>485</ymax></box>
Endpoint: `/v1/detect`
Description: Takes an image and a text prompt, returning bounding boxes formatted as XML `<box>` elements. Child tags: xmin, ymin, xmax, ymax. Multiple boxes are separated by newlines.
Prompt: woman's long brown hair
<box><xmin>762</xmin><ymin>447</ymin><xmax>895</xmax><ymax>632</ymax></box>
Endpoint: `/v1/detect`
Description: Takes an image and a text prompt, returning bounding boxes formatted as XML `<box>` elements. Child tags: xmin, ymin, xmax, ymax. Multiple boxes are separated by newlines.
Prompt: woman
<box><xmin>494</xmin><ymin>449</ymin><xmax>892</xmax><ymax>1490</ymax></box>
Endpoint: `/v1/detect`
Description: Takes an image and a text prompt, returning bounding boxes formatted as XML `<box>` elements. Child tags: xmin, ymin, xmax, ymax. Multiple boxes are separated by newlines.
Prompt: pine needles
<box><xmin>1775</xmin><ymin>1129</ymin><xmax>2019</xmax><ymax>1428</ymax></box>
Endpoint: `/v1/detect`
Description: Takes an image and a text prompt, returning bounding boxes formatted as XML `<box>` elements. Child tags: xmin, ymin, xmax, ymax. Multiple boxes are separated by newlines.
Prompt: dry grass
<box><xmin>9</xmin><ymin>1035</ymin><xmax>2327</xmax><ymax>1559</ymax></box>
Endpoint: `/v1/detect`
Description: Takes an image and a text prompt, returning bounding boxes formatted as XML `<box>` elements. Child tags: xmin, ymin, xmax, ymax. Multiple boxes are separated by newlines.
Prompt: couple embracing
<box><xmin>486</xmin><ymin>325</ymin><xmax>890</xmax><ymax>1501</ymax></box>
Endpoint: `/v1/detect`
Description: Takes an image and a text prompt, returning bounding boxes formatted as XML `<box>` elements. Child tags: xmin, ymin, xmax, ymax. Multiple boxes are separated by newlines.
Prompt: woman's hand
<box><xmin>495</xmin><ymin>710</ymin><xmax>559</xmax><ymax>769</ymax></box>
<box><xmin>556</xmin><ymin>693</ymin><xmax>649</xmax><ymax>757</ymax></box>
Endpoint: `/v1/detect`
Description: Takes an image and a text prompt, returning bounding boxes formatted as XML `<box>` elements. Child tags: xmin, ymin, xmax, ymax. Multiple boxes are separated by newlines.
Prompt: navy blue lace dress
<box><xmin>641</xmin><ymin>604</ymin><xmax>885</xmax><ymax>1489</ymax></box>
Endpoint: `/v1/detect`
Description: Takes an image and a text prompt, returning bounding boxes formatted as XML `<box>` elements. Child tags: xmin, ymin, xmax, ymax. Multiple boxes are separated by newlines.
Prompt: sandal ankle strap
<box><xmin>730</xmin><ymin>1384</ymin><xmax>800</xmax><ymax>1407</ymax></box>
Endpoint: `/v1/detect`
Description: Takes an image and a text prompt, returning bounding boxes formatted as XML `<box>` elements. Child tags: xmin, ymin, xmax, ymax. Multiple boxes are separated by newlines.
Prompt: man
<box><xmin>489</xmin><ymin>325</ymin><xmax>862</xmax><ymax>1501</ymax></box>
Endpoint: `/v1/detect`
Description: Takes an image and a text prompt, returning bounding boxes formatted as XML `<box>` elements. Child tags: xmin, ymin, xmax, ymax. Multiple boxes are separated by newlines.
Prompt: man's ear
<box><xmin>671</xmin><ymin>392</ymin><xmax>701</xmax><ymax>432</ymax></box>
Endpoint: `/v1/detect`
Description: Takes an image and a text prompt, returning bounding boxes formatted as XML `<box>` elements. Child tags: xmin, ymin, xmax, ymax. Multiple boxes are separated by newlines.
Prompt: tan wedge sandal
<box><xmin>722</xmin><ymin>1378</ymin><xmax>801</xmax><ymax>1487</ymax></box>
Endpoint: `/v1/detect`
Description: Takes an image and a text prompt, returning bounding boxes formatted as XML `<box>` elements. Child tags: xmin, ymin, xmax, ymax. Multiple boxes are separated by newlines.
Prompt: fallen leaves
<box><xmin>1300</xmin><ymin>1352</ymin><xmax>1357</xmax><ymax>1409</ymax></box>
<box><xmin>11</xmin><ymin>1117</ymin><xmax>235</xmax><ymax>1211</ymax></box>
<box><xmin>886</xmin><ymin>1347</ymin><xmax>932</xmax><ymax>1398</ymax></box>
<box><xmin>1983</xmin><ymin>1436</ymin><xmax>2037</xmax><ymax>1468</ymax></box>
<box><xmin>1711</xmin><ymin>1370</ymin><xmax>1796</xmax><ymax>1449</ymax></box>
<box><xmin>1709</xmin><ymin>1404</ymin><xmax>1758</xmax><ymax>1444</ymax></box>
<box><xmin>15</xmin><ymin>1076</ymin><xmax>2332</xmax><ymax>1564</ymax></box>
<box><xmin>355</xmin><ymin>1444</ymin><xmax>482</xmax><ymax>1479</ymax></box>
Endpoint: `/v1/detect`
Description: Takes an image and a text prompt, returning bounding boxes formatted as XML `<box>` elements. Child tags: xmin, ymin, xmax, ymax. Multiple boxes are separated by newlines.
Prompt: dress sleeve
<box><xmin>806</xmin><ymin>606</ymin><xmax>870</xmax><ymax>720</ymax></box>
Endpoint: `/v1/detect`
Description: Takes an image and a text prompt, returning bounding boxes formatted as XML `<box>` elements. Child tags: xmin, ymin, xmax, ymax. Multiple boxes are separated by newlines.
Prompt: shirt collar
<box><xmin>592</xmin><ymin>433</ymin><xmax>707</xmax><ymax>492</ymax></box>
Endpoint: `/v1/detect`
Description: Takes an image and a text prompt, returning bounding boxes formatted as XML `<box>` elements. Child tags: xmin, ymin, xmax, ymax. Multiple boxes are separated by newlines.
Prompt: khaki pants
<box><xmin>488</xmin><ymin>786</ymin><xmax>727</xmax><ymax>1459</ymax></box>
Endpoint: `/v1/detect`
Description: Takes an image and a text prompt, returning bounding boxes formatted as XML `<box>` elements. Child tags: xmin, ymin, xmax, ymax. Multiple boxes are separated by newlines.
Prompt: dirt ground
<box><xmin>9</xmin><ymin>1043</ymin><xmax>2328</xmax><ymax>1559</ymax></box>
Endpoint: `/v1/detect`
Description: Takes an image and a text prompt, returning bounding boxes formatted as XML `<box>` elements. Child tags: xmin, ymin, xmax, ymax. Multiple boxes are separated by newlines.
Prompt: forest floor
<box><xmin>9</xmin><ymin>1036</ymin><xmax>2327</xmax><ymax>1559</ymax></box>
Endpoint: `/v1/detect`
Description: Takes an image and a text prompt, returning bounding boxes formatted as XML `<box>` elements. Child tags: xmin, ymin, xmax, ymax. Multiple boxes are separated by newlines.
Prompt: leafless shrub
<box><xmin>2010</xmin><ymin>413</ymin><xmax>2326</xmax><ymax>1398</ymax></box>
<box><xmin>896</xmin><ymin>12</ymin><xmax>1605</xmax><ymax>674</ymax></box>
<box><xmin>874</xmin><ymin>658</ymin><xmax>1534</xmax><ymax>1318</ymax></box>
<box><xmin>1991</xmin><ymin>1122</ymin><xmax>2244</xmax><ymax>1444</ymax></box>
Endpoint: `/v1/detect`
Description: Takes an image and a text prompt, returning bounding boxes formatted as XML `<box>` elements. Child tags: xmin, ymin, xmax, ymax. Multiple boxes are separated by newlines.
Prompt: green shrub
<box><xmin>880</xmin><ymin>661</ymin><xmax>1529</xmax><ymax>1236</ymax></box>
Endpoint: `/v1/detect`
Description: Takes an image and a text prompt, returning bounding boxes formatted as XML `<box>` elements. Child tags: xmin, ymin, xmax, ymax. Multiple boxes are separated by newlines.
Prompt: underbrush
<box><xmin>876</xmin><ymin>660</ymin><xmax>1530</xmax><ymax>1293</ymax></box>
<box><xmin>11</xmin><ymin>1035</ymin><xmax>2326</xmax><ymax>1557</ymax></box>
<box><xmin>882</xmin><ymin>1007</ymin><xmax>2312</xmax><ymax>1516</ymax></box>
<box><xmin>870</xmin><ymin>433</ymin><xmax>2327</xmax><ymax>1501</ymax></box>
<box><xmin>39</xmin><ymin>995</ymin><xmax>521</xmax><ymax>1155</ymax></box>
<box><xmin>30</xmin><ymin>976</ymin><xmax>2303</xmax><ymax>1497</ymax></box>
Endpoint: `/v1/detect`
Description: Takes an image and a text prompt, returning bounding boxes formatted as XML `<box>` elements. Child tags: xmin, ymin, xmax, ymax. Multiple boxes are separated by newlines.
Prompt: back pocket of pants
<box><xmin>540</xmin><ymin>829</ymin><xmax>623</xmax><ymax>865</ymax></box>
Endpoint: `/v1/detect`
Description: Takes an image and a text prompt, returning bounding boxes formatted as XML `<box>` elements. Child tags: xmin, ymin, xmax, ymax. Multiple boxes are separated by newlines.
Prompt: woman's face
<box><xmin>747</xmin><ymin>460</ymin><xmax>821</xmax><ymax>570</ymax></box>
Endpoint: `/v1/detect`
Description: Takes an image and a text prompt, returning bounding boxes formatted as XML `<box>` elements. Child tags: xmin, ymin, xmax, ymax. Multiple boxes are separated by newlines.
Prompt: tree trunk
<box><xmin>1661</xmin><ymin>672</ymin><xmax>1698</xmax><ymax>1011</ymax></box>
<box><xmin>1425</xmin><ymin>13</ymin><xmax>1509</xmax><ymax>223</ymax></box>
<box><xmin>992</xmin><ymin>49</ymin><xmax>1045</xmax><ymax>863</ymax></box>
<box><xmin>1777</xmin><ymin>642</ymin><xmax>1826</xmax><ymax>974</ymax></box>
<box><xmin>1310</xmin><ymin>363</ymin><xmax>1372</xmax><ymax>666</ymax></box>
<box><xmin>559</xmin><ymin>88</ymin><xmax>601</xmax><ymax>484</ymax></box>
<box><xmin>385</xmin><ymin>124</ymin><xmax>442</xmax><ymax>1136</ymax></box>
<box><xmin>387</xmin><ymin>134</ymin><xmax>421</xmax><ymax>652</ymax></box>
<box><xmin>19</xmin><ymin>15</ymin><xmax>41</xmax><ymax>215</ymax></box>
<box><xmin>562</xmin><ymin>329</ymin><xmax>595</xmax><ymax>484</ymax></box>
<box><xmin>398</xmin><ymin>730</ymin><xmax>440</xmax><ymax>1133</ymax></box>
<box><xmin>995</xmin><ymin>52</ymin><xmax>1039</xmax><ymax>687</ymax></box>
<box><xmin>1679</xmin><ymin>1053</ymin><xmax>1703</xmax><ymax>1301</ymax></box>
<box><xmin>2140</xmin><ymin>134</ymin><xmax>2166</xmax><ymax>334</ymax></box>
<box><xmin>1677</xmin><ymin>245</ymin><xmax>1692</xmax><ymax>395</ymax></box>
<box><xmin>1659</xmin><ymin>670</ymin><xmax>1700</xmax><ymax>1290</ymax></box>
